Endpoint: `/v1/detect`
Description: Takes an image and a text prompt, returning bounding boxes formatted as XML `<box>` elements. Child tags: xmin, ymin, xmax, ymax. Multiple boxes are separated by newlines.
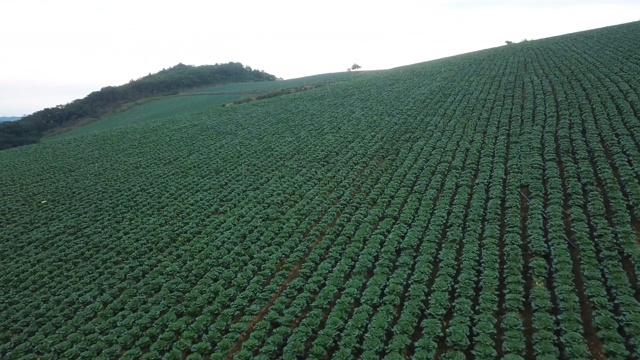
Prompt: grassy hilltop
<box><xmin>52</xmin><ymin>72</ymin><xmax>361</xmax><ymax>139</ymax></box>
<box><xmin>2</xmin><ymin>21</ymin><xmax>640</xmax><ymax>359</ymax></box>
<box><xmin>0</xmin><ymin>62</ymin><xmax>276</xmax><ymax>150</ymax></box>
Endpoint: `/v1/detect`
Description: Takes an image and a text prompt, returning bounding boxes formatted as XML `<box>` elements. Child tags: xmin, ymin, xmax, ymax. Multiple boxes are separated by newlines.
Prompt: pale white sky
<box><xmin>1</xmin><ymin>0</ymin><xmax>638</xmax><ymax>116</ymax></box>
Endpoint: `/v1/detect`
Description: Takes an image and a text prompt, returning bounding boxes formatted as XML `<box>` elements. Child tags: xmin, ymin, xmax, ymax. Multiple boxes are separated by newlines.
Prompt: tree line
<box><xmin>0</xmin><ymin>62</ymin><xmax>276</xmax><ymax>150</ymax></box>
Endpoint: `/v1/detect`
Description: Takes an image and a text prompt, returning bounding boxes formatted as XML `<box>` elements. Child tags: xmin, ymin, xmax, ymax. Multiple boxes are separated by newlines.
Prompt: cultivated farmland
<box><xmin>54</xmin><ymin>72</ymin><xmax>360</xmax><ymax>139</ymax></box>
<box><xmin>1</xmin><ymin>21</ymin><xmax>640</xmax><ymax>359</ymax></box>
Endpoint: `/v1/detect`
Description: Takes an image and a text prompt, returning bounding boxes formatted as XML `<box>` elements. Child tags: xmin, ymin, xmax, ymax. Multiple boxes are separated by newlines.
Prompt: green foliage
<box><xmin>0</xmin><ymin>62</ymin><xmax>277</xmax><ymax>150</ymax></box>
<box><xmin>1</xmin><ymin>20</ymin><xmax>640</xmax><ymax>360</ymax></box>
<box><xmin>52</xmin><ymin>72</ymin><xmax>359</xmax><ymax>139</ymax></box>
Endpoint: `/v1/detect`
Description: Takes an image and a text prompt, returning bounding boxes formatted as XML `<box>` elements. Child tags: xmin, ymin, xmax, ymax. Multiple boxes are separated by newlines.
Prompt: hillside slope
<box><xmin>51</xmin><ymin>72</ymin><xmax>361</xmax><ymax>139</ymax></box>
<box><xmin>1</xmin><ymin>21</ymin><xmax>640</xmax><ymax>359</ymax></box>
<box><xmin>0</xmin><ymin>62</ymin><xmax>276</xmax><ymax>150</ymax></box>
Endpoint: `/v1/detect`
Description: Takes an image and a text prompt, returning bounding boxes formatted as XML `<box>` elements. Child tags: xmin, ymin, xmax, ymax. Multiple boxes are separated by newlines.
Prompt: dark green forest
<box><xmin>0</xmin><ymin>62</ymin><xmax>276</xmax><ymax>150</ymax></box>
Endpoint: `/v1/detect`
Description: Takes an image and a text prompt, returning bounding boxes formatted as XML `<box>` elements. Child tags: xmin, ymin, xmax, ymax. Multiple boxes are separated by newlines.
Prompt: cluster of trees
<box><xmin>505</xmin><ymin>39</ymin><xmax>529</xmax><ymax>45</ymax></box>
<box><xmin>0</xmin><ymin>62</ymin><xmax>276</xmax><ymax>150</ymax></box>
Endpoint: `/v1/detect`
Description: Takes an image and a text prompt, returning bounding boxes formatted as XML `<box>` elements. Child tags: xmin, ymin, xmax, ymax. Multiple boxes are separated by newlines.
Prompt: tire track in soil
<box><xmin>592</xmin><ymin>130</ymin><xmax>640</xmax><ymax>293</ymax></box>
<box><xmin>542</xmin><ymin>67</ymin><xmax>606</xmax><ymax>359</ymax></box>
<box><xmin>565</xmin><ymin>39</ymin><xmax>640</xmax><ymax>171</ymax></box>
<box><xmin>436</xmin><ymin>94</ymin><xmax>498</xmax><ymax>358</ymax></box>
<box><xmin>574</xmin><ymin>89</ymin><xmax>638</xmax><ymax>355</ymax></box>
<box><xmin>633</xmin><ymin>218</ymin><xmax>640</xmax><ymax>248</ymax></box>
<box><xmin>377</xmin><ymin>139</ymin><xmax>454</xmax><ymax>356</ymax></box>
<box><xmin>403</xmin><ymin>153</ymin><xmax>464</xmax><ymax>355</ymax></box>
<box><xmin>494</xmin><ymin>63</ymin><xmax>521</xmax><ymax>359</ymax></box>
<box><xmin>426</xmin><ymin>65</ymin><xmax>508</xmax><ymax>359</ymax></box>
<box><xmin>457</xmin><ymin>65</ymin><xmax>506</xmax><ymax>359</ymax></box>
<box><xmin>215</xmin><ymin>168</ymin><xmax>350</xmax><ymax>332</ymax></box>
<box><xmin>586</xmin><ymin>106</ymin><xmax>640</xmax><ymax>297</ymax></box>
<box><xmin>300</xmin><ymin>154</ymin><xmax>395</xmax><ymax>357</ymax></box>
<box><xmin>226</xmin><ymin>148</ymin><xmax>391</xmax><ymax>358</ymax></box>
<box><xmin>348</xmin><ymin>137</ymin><xmax>438</xmax><ymax>359</ymax></box>
<box><xmin>547</xmin><ymin>44</ymin><xmax>638</xmax><ymax>357</ymax></box>
<box><xmin>321</xmin><ymin>149</ymin><xmax>405</xmax><ymax>358</ymax></box>
<box><xmin>398</xmin><ymin>162</ymin><xmax>450</xmax><ymax>358</ymax></box>
<box><xmin>554</xmin><ymin>102</ymin><xmax>604</xmax><ymax>360</ymax></box>
<box><xmin>527</xmin><ymin>50</ymin><xmax>563</xmax><ymax>358</ymax></box>
<box><xmin>581</xmin><ymin>169</ymin><xmax>636</xmax><ymax>355</ymax></box>
<box><xmin>519</xmin><ymin>185</ymin><xmax>535</xmax><ymax>360</ymax></box>
<box><xmin>285</xmin><ymin>185</ymin><xmax>365</xmax><ymax>338</ymax></box>
<box><xmin>220</xmin><ymin>145</ymin><xmax>379</xmax><ymax>335</ymax></box>
<box><xmin>555</xmin><ymin>40</ymin><xmax>640</xmax><ymax>294</ymax></box>
<box><xmin>224</xmin><ymin>207</ymin><xmax>344</xmax><ymax>360</ymax></box>
<box><xmin>421</xmin><ymin>127</ymin><xmax>472</xmax><ymax>358</ymax></box>
<box><xmin>566</xmin><ymin>86</ymin><xmax>637</xmax><ymax>357</ymax></box>
<box><xmin>338</xmin><ymin>85</ymin><xmax>478</xmax><ymax>358</ymax></box>
<box><xmin>518</xmin><ymin>55</ymin><xmax>536</xmax><ymax>360</ymax></box>
<box><xmin>222</xmin><ymin>163</ymin><xmax>368</xmax><ymax>356</ymax></box>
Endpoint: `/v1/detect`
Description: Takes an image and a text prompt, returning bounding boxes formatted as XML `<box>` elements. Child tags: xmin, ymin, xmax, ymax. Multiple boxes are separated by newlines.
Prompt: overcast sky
<box><xmin>1</xmin><ymin>0</ymin><xmax>639</xmax><ymax>116</ymax></box>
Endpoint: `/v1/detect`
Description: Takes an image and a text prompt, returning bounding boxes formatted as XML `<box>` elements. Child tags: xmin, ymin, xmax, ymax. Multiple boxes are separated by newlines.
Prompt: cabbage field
<box><xmin>53</xmin><ymin>72</ymin><xmax>360</xmax><ymax>139</ymax></box>
<box><xmin>1</xmin><ymin>21</ymin><xmax>640</xmax><ymax>359</ymax></box>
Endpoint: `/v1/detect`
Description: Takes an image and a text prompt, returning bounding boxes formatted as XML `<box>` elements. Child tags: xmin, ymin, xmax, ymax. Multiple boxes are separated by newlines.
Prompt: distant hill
<box><xmin>0</xmin><ymin>62</ymin><xmax>276</xmax><ymax>150</ymax></box>
<box><xmin>51</xmin><ymin>72</ymin><xmax>360</xmax><ymax>139</ymax></box>
<box><xmin>0</xmin><ymin>117</ymin><xmax>20</xmax><ymax>122</ymax></box>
